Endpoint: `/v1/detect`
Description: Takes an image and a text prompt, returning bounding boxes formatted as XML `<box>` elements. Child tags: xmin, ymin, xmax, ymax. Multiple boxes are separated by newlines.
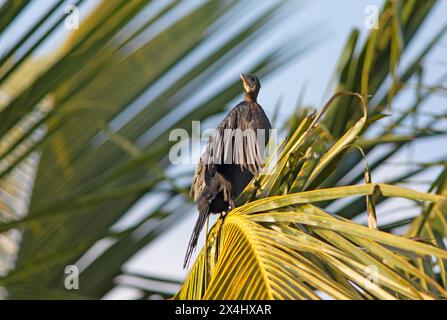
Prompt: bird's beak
<box><xmin>240</xmin><ymin>73</ymin><xmax>249</xmax><ymax>84</ymax></box>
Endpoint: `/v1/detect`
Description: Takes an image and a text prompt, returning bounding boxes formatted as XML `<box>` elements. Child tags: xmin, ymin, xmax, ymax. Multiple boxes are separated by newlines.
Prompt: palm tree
<box><xmin>0</xmin><ymin>0</ymin><xmax>446</xmax><ymax>300</ymax></box>
<box><xmin>176</xmin><ymin>0</ymin><xmax>447</xmax><ymax>299</ymax></box>
<box><xmin>0</xmin><ymin>0</ymin><xmax>308</xmax><ymax>299</ymax></box>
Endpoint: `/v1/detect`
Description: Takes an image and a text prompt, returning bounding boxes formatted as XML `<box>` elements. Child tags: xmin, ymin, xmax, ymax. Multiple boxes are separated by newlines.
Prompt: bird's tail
<box><xmin>183</xmin><ymin>207</ymin><xmax>210</xmax><ymax>269</ymax></box>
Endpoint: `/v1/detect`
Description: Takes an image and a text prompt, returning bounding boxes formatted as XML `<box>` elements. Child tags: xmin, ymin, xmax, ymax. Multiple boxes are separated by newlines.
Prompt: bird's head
<box><xmin>240</xmin><ymin>73</ymin><xmax>261</xmax><ymax>100</ymax></box>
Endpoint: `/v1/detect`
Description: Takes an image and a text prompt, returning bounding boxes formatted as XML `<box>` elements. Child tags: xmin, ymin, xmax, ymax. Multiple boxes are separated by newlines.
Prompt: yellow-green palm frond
<box><xmin>175</xmin><ymin>91</ymin><xmax>447</xmax><ymax>300</ymax></box>
<box><xmin>176</xmin><ymin>184</ymin><xmax>447</xmax><ymax>300</ymax></box>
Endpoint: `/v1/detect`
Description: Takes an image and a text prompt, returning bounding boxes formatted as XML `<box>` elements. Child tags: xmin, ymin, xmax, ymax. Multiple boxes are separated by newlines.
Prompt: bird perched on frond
<box><xmin>184</xmin><ymin>73</ymin><xmax>271</xmax><ymax>268</ymax></box>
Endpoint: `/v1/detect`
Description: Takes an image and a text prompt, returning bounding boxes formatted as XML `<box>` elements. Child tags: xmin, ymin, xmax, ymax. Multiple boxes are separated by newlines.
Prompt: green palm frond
<box><xmin>0</xmin><ymin>0</ymin><xmax>310</xmax><ymax>299</ymax></box>
<box><xmin>176</xmin><ymin>92</ymin><xmax>447</xmax><ymax>300</ymax></box>
<box><xmin>177</xmin><ymin>199</ymin><xmax>447</xmax><ymax>300</ymax></box>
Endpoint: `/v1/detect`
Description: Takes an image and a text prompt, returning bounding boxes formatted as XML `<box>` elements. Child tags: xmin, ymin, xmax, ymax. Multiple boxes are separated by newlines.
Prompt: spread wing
<box><xmin>190</xmin><ymin>102</ymin><xmax>270</xmax><ymax>202</ymax></box>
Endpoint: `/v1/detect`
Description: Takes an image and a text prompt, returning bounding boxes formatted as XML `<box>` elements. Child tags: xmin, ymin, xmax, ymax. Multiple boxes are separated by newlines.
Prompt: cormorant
<box><xmin>184</xmin><ymin>73</ymin><xmax>271</xmax><ymax>268</ymax></box>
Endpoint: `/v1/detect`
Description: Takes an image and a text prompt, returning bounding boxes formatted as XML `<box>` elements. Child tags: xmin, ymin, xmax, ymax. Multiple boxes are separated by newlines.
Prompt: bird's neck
<box><xmin>244</xmin><ymin>92</ymin><xmax>258</xmax><ymax>103</ymax></box>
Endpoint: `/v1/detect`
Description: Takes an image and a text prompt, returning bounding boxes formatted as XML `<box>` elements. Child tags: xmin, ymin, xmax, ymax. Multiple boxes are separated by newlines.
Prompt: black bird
<box><xmin>184</xmin><ymin>73</ymin><xmax>271</xmax><ymax>268</ymax></box>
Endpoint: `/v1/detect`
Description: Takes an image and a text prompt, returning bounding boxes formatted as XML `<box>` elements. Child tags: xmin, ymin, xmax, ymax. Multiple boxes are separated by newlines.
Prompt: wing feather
<box><xmin>190</xmin><ymin>102</ymin><xmax>271</xmax><ymax>202</ymax></box>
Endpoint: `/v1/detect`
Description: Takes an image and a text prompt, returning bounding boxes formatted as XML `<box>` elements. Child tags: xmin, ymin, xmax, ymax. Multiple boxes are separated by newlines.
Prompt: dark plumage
<box><xmin>184</xmin><ymin>73</ymin><xmax>271</xmax><ymax>268</ymax></box>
